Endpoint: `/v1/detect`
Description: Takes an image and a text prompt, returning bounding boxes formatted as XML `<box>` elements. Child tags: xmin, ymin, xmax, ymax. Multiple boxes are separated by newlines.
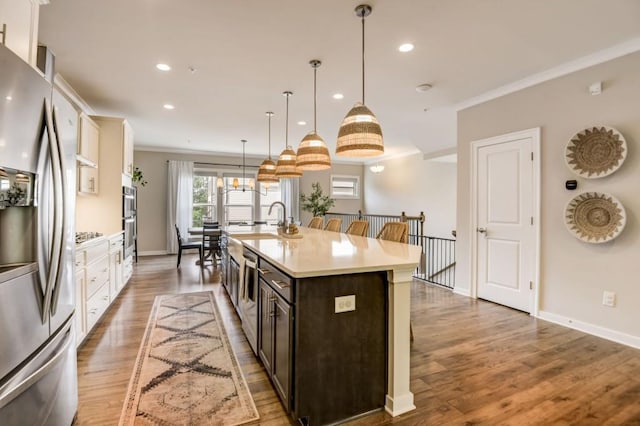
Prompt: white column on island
<box><xmin>385</xmin><ymin>267</ymin><xmax>416</xmax><ymax>416</ymax></box>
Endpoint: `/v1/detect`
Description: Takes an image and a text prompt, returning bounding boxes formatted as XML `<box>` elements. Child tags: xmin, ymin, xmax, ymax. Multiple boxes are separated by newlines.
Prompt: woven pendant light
<box><xmin>275</xmin><ymin>91</ymin><xmax>303</xmax><ymax>178</ymax></box>
<box><xmin>336</xmin><ymin>4</ymin><xmax>384</xmax><ymax>157</ymax></box>
<box><xmin>296</xmin><ymin>60</ymin><xmax>331</xmax><ymax>170</ymax></box>
<box><xmin>257</xmin><ymin>111</ymin><xmax>279</xmax><ymax>187</ymax></box>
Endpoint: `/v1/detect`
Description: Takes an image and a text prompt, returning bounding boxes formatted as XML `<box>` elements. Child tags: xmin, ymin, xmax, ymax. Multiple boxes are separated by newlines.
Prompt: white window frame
<box><xmin>222</xmin><ymin>174</ymin><xmax>255</xmax><ymax>224</ymax></box>
<box><xmin>192</xmin><ymin>173</ymin><xmax>218</xmax><ymax>226</ymax></box>
<box><xmin>330</xmin><ymin>174</ymin><xmax>360</xmax><ymax>199</ymax></box>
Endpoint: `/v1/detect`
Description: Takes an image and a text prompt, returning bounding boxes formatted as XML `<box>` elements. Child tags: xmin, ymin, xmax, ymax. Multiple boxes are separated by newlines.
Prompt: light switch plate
<box><xmin>335</xmin><ymin>295</ymin><xmax>356</xmax><ymax>313</ymax></box>
<box><xmin>602</xmin><ymin>291</ymin><xmax>616</xmax><ymax>307</ymax></box>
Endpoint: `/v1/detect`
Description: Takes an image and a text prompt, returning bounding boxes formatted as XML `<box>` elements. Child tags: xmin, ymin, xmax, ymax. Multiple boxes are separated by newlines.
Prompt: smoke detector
<box><xmin>416</xmin><ymin>83</ymin><xmax>432</xmax><ymax>93</ymax></box>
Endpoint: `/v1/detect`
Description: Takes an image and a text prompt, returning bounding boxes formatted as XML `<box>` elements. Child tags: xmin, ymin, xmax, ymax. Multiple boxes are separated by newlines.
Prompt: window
<box><xmin>223</xmin><ymin>176</ymin><xmax>254</xmax><ymax>223</ymax></box>
<box><xmin>330</xmin><ymin>175</ymin><xmax>360</xmax><ymax>199</ymax></box>
<box><xmin>192</xmin><ymin>174</ymin><xmax>217</xmax><ymax>226</ymax></box>
<box><xmin>192</xmin><ymin>169</ymin><xmax>284</xmax><ymax>226</ymax></box>
<box><xmin>259</xmin><ymin>182</ymin><xmax>282</xmax><ymax>223</ymax></box>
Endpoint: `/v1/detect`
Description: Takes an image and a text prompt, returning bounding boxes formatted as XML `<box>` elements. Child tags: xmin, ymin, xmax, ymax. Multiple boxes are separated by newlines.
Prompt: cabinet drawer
<box><xmin>75</xmin><ymin>251</ymin><xmax>85</xmax><ymax>269</ymax></box>
<box><xmin>109</xmin><ymin>235</ymin><xmax>124</xmax><ymax>251</ymax></box>
<box><xmin>258</xmin><ymin>258</ymin><xmax>293</xmax><ymax>304</ymax></box>
<box><xmin>85</xmin><ymin>239</ymin><xmax>109</xmax><ymax>262</ymax></box>
<box><xmin>86</xmin><ymin>282</ymin><xmax>110</xmax><ymax>332</ymax></box>
<box><xmin>86</xmin><ymin>256</ymin><xmax>109</xmax><ymax>298</ymax></box>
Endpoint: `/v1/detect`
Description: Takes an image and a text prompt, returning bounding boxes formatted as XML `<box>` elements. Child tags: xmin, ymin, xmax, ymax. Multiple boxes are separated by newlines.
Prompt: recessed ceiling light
<box><xmin>332</xmin><ymin>93</ymin><xmax>344</xmax><ymax>100</ymax></box>
<box><xmin>297</xmin><ymin>121</ymin><xmax>307</xmax><ymax>126</ymax></box>
<box><xmin>163</xmin><ymin>104</ymin><xmax>175</xmax><ymax>110</ymax></box>
<box><xmin>156</xmin><ymin>63</ymin><xmax>171</xmax><ymax>71</ymax></box>
<box><xmin>398</xmin><ymin>43</ymin><xmax>414</xmax><ymax>53</ymax></box>
<box><xmin>5</xmin><ymin>95</ymin><xmax>12</xmax><ymax>101</ymax></box>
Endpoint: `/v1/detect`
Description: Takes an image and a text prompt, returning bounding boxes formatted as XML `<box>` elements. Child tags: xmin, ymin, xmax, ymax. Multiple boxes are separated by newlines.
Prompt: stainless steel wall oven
<box><xmin>122</xmin><ymin>186</ymin><xmax>136</xmax><ymax>259</ymax></box>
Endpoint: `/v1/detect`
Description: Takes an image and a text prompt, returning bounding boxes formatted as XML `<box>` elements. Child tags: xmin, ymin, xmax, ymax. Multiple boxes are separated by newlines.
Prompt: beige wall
<box><xmin>299</xmin><ymin>163</ymin><xmax>364</xmax><ymax>226</ymax></box>
<box><xmin>363</xmin><ymin>153</ymin><xmax>457</xmax><ymax>238</ymax></box>
<box><xmin>457</xmin><ymin>52</ymin><xmax>640</xmax><ymax>342</ymax></box>
<box><xmin>133</xmin><ymin>150</ymin><xmax>262</xmax><ymax>254</ymax></box>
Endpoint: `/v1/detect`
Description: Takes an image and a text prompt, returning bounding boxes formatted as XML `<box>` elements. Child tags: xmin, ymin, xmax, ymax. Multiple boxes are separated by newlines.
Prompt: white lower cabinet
<box><xmin>123</xmin><ymin>254</ymin><xmax>133</xmax><ymax>285</ymax></box>
<box><xmin>109</xmin><ymin>234</ymin><xmax>124</xmax><ymax>300</ymax></box>
<box><xmin>75</xmin><ymin>232</ymin><xmax>131</xmax><ymax>347</ymax></box>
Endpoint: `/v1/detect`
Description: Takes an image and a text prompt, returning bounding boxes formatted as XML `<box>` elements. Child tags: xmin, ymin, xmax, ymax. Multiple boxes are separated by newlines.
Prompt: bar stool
<box><xmin>324</xmin><ymin>218</ymin><xmax>342</xmax><ymax>232</ymax></box>
<box><xmin>376</xmin><ymin>222</ymin><xmax>409</xmax><ymax>243</ymax></box>
<box><xmin>345</xmin><ymin>220</ymin><xmax>369</xmax><ymax>237</ymax></box>
<box><xmin>307</xmin><ymin>217</ymin><xmax>324</xmax><ymax>229</ymax></box>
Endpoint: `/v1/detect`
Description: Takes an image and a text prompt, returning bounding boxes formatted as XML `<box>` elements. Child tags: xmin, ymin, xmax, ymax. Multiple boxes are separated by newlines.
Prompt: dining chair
<box><xmin>202</xmin><ymin>222</ymin><xmax>221</xmax><ymax>266</ymax></box>
<box><xmin>345</xmin><ymin>220</ymin><xmax>369</xmax><ymax>237</ymax></box>
<box><xmin>175</xmin><ymin>224</ymin><xmax>203</xmax><ymax>268</ymax></box>
<box><xmin>324</xmin><ymin>218</ymin><xmax>342</xmax><ymax>232</ymax></box>
<box><xmin>307</xmin><ymin>217</ymin><xmax>324</xmax><ymax>229</ymax></box>
<box><xmin>376</xmin><ymin>221</ymin><xmax>413</xmax><ymax>341</ymax></box>
<box><xmin>376</xmin><ymin>221</ymin><xmax>409</xmax><ymax>243</ymax></box>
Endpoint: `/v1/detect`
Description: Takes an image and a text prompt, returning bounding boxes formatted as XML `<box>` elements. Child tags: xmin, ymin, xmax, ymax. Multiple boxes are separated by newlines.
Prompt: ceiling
<box><xmin>38</xmin><ymin>0</ymin><xmax>640</xmax><ymax>161</ymax></box>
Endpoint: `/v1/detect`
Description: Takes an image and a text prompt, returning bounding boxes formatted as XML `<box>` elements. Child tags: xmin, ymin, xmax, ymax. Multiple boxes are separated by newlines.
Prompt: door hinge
<box><xmin>531</xmin><ymin>216</ymin><xmax>534</xmax><ymax>225</ymax></box>
<box><xmin>529</xmin><ymin>281</ymin><xmax>533</xmax><ymax>290</ymax></box>
<box><xmin>531</xmin><ymin>152</ymin><xmax>534</xmax><ymax>161</ymax></box>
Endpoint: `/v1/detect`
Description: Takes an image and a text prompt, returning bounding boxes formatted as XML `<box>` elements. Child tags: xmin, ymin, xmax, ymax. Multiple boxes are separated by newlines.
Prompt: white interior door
<box><xmin>473</xmin><ymin>129</ymin><xmax>539</xmax><ymax>313</ymax></box>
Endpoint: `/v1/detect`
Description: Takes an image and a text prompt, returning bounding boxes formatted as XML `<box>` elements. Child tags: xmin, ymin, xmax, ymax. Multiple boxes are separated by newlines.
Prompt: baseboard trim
<box><xmin>537</xmin><ymin>310</ymin><xmax>640</xmax><ymax>350</ymax></box>
<box><xmin>453</xmin><ymin>287</ymin><xmax>471</xmax><ymax>297</ymax></box>
<box><xmin>138</xmin><ymin>250</ymin><xmax>168</xmax><ymax>256</ymax></box>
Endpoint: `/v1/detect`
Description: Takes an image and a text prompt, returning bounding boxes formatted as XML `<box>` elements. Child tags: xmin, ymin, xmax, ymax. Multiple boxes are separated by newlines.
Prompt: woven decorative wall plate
<box><xmin>565</xmin><ymin>126</ymin><xmax>627</xmax><ymax>178</ymax></box>
<box><xmin>565</xmin><ymin>192</ymin><xmax>626</xmax><ymax>243</ymax></box>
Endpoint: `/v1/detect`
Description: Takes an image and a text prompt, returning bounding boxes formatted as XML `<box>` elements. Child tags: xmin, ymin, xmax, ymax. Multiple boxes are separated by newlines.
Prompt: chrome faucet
<box><xmin>268</xmin><ymin>201</ymin><xmax>287</xmax><ymax>234</ymax></box>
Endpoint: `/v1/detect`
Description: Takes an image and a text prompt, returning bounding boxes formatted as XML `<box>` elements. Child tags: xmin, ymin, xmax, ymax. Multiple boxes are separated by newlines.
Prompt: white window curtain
<box><xmin>281</xmin><ymin>178</ymin><xmax>300</xmax><ymax>224</ymax></box>
<box><xmin>167</xmin><ymin>160</ymin><xmax>194</xmax><ymax>254</ymax></box>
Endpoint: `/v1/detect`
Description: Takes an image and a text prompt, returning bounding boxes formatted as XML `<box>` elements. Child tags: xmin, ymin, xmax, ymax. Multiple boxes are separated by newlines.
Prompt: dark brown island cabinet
<box><xmin>220</xmin><ymin>227</ymin><xmax>421</xmax><ymax>425</ymax></box>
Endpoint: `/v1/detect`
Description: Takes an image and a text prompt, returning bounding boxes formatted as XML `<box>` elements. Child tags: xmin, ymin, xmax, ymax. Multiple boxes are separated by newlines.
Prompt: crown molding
<box><xmin>456</xmin><ymin>36</ymin><xmax>640</xmax><ymax>111</ymax></box>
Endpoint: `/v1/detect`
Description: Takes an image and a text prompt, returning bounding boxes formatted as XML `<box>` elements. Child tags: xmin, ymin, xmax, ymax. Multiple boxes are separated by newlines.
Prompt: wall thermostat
<box><xmin>565</xmin><ymin>180</ymin><xmax>578</xmax><ymax>190</ymax></box>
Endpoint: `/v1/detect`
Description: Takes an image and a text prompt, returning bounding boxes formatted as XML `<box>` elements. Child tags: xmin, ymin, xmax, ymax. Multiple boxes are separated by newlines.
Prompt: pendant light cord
<box><xmin>314</xmin><ymin>66</ymin><xmax>317</xmax><ymax>133</ymax></box>
<box><xmin>241</xmin><ymin>140</ymin><xmax>246</xmax><ymax>185</ymax></box>
<box><xmin>285</xmin><ymin>93</ymin><xmax>289</xmax><ymax>148</ymax></box>
<box><xmin>267</xmin><ymin>113</ymin><xmax>272</xmax><ymax>159</ymax></box>
<box><xmin>361</xmin><ymin>12</ymin><xmax>365</xmax><ymax>105</ymax></box>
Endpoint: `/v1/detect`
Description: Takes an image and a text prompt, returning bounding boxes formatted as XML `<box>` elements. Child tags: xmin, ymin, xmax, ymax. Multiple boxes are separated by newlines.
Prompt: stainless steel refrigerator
<box><xmin>0</xmin><ymin>44</ymin><xmax>78</xmax><ymax>424</ymax></box>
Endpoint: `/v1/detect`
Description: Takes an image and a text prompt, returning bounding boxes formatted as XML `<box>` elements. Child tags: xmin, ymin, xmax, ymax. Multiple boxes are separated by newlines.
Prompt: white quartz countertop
<box><xmin>226</xmin><ymin>226</ymin><xmax>422</xmax><ymax>278</ymax></box>
<box><xmin>222</xmin><ymin>224</ymin><xmax>279</xmax><ymax>238</ymax></box>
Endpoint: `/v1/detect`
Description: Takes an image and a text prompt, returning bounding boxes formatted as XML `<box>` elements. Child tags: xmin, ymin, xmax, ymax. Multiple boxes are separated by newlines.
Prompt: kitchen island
<box><xmin>220</xmin><ymin>225</ymin><xmax>421</xmax><ymax>425</ymax></box>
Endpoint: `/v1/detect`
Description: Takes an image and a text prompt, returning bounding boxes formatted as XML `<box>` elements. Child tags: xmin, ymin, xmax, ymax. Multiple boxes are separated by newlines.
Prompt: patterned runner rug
<box><xmin>119</xmin><ymin>291</ymin><xmax>259</xmax><ymax>426</ymax></box>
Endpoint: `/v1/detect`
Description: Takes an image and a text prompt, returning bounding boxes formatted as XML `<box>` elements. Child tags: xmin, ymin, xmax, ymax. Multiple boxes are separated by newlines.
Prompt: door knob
<box><xmin>477</xmin><ymin>227</ymin><xmax>487</xmax><ymax>234</ymax></box>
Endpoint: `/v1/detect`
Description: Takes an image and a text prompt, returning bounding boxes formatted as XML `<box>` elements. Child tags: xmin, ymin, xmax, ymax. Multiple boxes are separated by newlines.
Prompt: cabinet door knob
<box><xmin>477</xmin><ymin>227</ymin><xmax>487</xmax><ymax>234</ymax></box>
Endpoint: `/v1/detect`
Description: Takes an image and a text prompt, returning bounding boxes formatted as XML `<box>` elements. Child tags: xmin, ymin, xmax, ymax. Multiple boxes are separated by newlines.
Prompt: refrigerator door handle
<box><xmin>36</xmin><ymin>100</ymin><xmax>64</xmax><ymax>323</ymax></box>
<box><xmin>35</xmin><ymin>100</ymin><xmax>53</xmax><ymax>321</ymax></box>
<box><xmin>49</xmin><ymin>106</ymin><xmax>67</xmax><ymax>316</ymax></box>
<box><xmin>0</xmin><ymin>322</ymin><xmax>72</xmax><ymax>410</ymax></box>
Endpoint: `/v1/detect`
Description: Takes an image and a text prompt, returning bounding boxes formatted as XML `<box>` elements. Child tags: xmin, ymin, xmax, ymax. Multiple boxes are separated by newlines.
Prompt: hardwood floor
<box><xmin>76</xmin><ymin>254</ymin><xmax>640</xmax><ymax>425</ymax></box>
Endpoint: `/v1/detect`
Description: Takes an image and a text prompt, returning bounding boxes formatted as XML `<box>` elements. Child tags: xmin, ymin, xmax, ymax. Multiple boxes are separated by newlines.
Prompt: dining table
<box><xmin>187</xmin><ymin>226</ymin><xmax>222</xmax><ymax>265</ymax></box>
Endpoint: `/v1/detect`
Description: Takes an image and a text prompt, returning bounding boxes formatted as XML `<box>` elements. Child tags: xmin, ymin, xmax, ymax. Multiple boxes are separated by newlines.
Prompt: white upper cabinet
<box><xmin>0</xmin><ymin>0</ymin><xmax>40</xmax><ymax>66</ymax></box>
<box><xmin>77</xmin><ymin>114</ymin><xmax>100</xmax><ymax>195</ymax></box>
<box><xmin>78</xmin><ymin>113</ymin><xmax>99</xmax><ymax>166</ymax></box>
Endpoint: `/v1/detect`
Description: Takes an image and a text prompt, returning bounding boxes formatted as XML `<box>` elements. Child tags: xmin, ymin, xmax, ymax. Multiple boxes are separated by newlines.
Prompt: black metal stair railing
<box><xmin>324</xmin><ymin>210</ymin><xmax>456</xmax><ymax>288</ymax></box>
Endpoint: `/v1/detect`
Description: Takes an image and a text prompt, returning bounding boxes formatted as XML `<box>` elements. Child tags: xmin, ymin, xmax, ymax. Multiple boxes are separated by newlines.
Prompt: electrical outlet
<box><xmin>335</xmin><ymin>295</ymin><xmax>356</xmax><ymax>313</ymax></box>
<box><xmin>602</xmin><ymin>291</ymin><xmax>616</xmax><ymax>307</ymax></box>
